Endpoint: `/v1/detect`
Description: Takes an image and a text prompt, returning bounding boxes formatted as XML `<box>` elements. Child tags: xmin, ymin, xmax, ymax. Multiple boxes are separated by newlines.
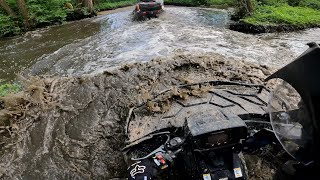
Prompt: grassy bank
<box><xmin>164</xmin><ymin>0</ymin><xmax>235</xmax><ymax>7</ymax></box>
<box><xmin>244</xmin><ymin>4</ymin><xmax>320</xmax><ymax>26</ymax></box>
<box><xmin>232</xmin><ymin>0</ymin><xmax>320</xmax><ymax>32</ymax></box>
<box><xmin>95</xmin><ymin>0</ymin><xmax>136</xmax><ymax>11</ymax></box>
<box><xmin>0</xmin><ymin>83</ymin><xmax>21</xmax><ymax>97</ymax></box>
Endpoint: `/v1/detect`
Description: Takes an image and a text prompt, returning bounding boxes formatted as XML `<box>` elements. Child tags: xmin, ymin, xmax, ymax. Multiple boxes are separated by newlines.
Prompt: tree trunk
<box><xmin>246</xmin><ymin>0</ymin><xmax>254</xmax><ymax>14</ymax></box>
<box><xmin>83</xmin><ymin>0</ymin><xmax>93</xmax><ymax>13</ymax></box>
<box><xmin>237</xmin><ymin>0</ymin><xmax>253</xmax><ymax>17</ymax></box>
<box><xmin>0</xmin><ymin>0</ymin><xmax>17</xmax><ymax>17</ymax></box>
<box><xmin>16</xmin><ymin>0</ymin><xmax>30</xmax><ymax>29</ymax></box>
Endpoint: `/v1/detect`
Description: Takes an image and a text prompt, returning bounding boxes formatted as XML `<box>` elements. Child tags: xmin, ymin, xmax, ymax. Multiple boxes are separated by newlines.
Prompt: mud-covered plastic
<box><xmin>268</xmin><ymin>81</ymin><xmax>313</xmax><ymax>164</ymax></box>
<box><xmin>123</xmin><ymin>81</ymin><xmax>270</xmax><ymax>180</ymax></box>
<box><xmin>133</xmin><ymin>0</ymin><xmax>163</xmax><ymax>19</ymax></box>
<box><xmin>139</xmin><ymin>2</ymin><xmax>162</xmax><ymax>12</ymax></box>
<box><xmin>125</xmin><ymin>81</ymin><xmax>270</xmax><ymax>144</ymax></box>
<box><xmin>266</xmin><ymin>42</ymin><xmax>320</xmax><ymax>164</ymax></box>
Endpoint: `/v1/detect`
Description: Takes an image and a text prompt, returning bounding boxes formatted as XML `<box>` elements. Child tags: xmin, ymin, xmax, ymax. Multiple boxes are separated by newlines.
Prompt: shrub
<box><xmin>243</xmin><ymin>5</ymin><xmax>320</xmax><ymax>26</ymax></box>
<box><xmin>0</xmin><ymin>15</ymin><xmax>21</xmax><ymax>37</ymax></box>
<box><xmin>0</xmin><ymin>83</ymin><xmax>21</xmax><ymax>97</ymax></box>
<box><xmin>300</xmin><ymin>0</ymin><xmax>320</xmax><ymax>10</ymax></box>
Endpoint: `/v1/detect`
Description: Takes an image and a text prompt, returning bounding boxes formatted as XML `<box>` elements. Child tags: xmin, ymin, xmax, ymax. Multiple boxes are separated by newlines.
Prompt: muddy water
<box><xmin>1</xmin><ymin>6</ymin><xmax>320</xmax><ymax>82</ymax></box>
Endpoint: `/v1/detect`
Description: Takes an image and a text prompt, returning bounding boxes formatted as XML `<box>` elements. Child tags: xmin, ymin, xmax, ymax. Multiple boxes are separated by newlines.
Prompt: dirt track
<box><xmin>0</xmin><ymin>53</ymin><xmax>278</xmax><ymax>179</ymax></box>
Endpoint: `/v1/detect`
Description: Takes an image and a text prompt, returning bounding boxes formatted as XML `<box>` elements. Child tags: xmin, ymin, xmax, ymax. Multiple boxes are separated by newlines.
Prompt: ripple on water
<box><xmin>1</xmin><ymin>6</ymin><xmax>320</xmax><ymax>82</ymax></box>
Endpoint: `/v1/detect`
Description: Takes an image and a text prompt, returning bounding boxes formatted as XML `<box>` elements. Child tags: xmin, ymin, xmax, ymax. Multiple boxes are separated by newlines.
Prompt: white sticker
<box><xmin>153</xmin><ymin>159</ymin><xmax>160</xmax><ymax>166</ymax></box>
<box><xmin>203</xmin><ymin>174</ymin><xmax>212</xmax><ymax>180</ymax></box>
<box><xmin>130</xmin><ymin>164</ymin><xmax>146</xmax><ymax>178</ymax></box>
<box><xmin>219</xmin><ymin>178</ymin><xmax>228</xmax><ymax>180</ymax></box>
<box><xmin>234</xmin><ymin>167</ymin><xmax>243</xmax><ymax>178</ymax></box>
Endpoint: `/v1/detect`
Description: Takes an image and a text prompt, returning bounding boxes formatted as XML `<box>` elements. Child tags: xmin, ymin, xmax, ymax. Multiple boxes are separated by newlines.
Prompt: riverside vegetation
<box><xmin>0</xmin><ymin>0</ymin><xmax>136</xmax><ymax>37</ymax></box>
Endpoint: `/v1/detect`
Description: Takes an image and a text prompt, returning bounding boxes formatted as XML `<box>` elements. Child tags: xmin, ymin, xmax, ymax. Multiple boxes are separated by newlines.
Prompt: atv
<box><xmin>133</xmin><ymin>0</ymin><xmax>163</xmax><ymax>20</ymax></box>
<box><xmin>123</xmin><ymin>43</ymin><xmax>320</xmax><ymax>179</ymax></box>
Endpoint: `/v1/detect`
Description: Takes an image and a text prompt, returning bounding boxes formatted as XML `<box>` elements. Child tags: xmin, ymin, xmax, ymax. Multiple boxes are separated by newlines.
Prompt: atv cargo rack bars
<box><xmin>125</xmin><ymin>80</ymin><xmax>267</xmax><ymax>138</ymax></box>
<box><xmin>135</xmin><ymin>80</ymin><xmax>266</xmax><ymax>110</ymax></box>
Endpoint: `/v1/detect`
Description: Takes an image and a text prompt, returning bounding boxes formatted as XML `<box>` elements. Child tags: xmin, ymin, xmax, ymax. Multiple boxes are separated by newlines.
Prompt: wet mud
<box><xmin>230</xmin><ymin>22</ymin><xmax>320</xmax><ymax>34</ymax></box>
<box><xmin>0</xmin><ymin>53</ymin><xmax>277</xmax><ymax>179</ymax></box>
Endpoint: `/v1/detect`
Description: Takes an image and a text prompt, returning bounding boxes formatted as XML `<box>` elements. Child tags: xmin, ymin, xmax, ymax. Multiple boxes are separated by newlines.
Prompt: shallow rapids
<box><xmin>0</xmin><ymin>6</ymin><xmax>320</xmax><ymax>82</ymax></box>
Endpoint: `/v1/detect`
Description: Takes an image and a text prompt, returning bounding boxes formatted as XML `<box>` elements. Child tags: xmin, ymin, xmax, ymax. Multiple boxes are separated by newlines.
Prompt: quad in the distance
<box><xmin>133</xmin><ymin>0</ymin><xmax>164</xmax><ymax>20</ymax></box>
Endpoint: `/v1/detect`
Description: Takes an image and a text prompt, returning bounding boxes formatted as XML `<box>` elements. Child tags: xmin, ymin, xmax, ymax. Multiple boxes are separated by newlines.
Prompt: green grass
<box><xmin>207</xmin><ymin>0</ymin><xmax>235</xmax><ymax>6</ymax></box>
<box><xmin>0</xmin><ymin>83</ymin><xmax>21</xmax><ymax>97</ymax></box>
<box><xmin>164</xmin><ymin>0</ymin><xmax>197</xmax><ymax>6</ymax></box>
<box><xmin>243</xmin><ymin>5</ymin><xmax>320</xmax><ymax>26</ymax></box>
<box><xmin>0</xmin><ymin>15</ymin><xmax>21</xmax><ymax>37</ymax></box>
<box><xmin>300</xmin><ymin>0</ymin><xmax>320</xmax><ymax>10</ymax></box>
<box><xmin>95</xmin><ymin>0</ymin><xmax>136</xmax><ymax>11</ymax></box>
<box><xmin>164</xmin><ymin>0</ymin><xmax>235</xmax><ymax>7</ymax></box>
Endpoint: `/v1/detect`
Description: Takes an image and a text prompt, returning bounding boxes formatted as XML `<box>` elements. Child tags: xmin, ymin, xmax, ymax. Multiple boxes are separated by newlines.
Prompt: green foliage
<box><xmin>164</xmin><ymin>0</ymin><xmax>235</xmax><ymax>7</ymax></box>
<box><xmin>243</xmin><ymin>5</ymin><xmax>320</xmax><ymax>26</ymax></box>
<box><xmin>255</xmin><ymin>0</ymin><xmax>287</xmax><ymax>6</ymax></box>
<box><xmin>27</xmin><ymin>0</ymin><xmax>69</xmax><ymax>26</ymax></box>
<box><xmin>164</xmin><ymin>0</ymin><xmax>197</xmax><ymax>6</ymax></box>
<box><xmin>255</xmin><ymin>0</ymin><xmax>320</xmax><ymax>9</ymax></box>
<box><xmin>0</xmin><ymin>83</ymin><xmax>21</xmax><ymax>97</ymax></box>
<box><xmin>0</xmin><ymin>15</ymin><xmax>21</xmax><ymax>36</ymax></box>
<box><xmin>300</xmin><ymin>0</ymin><xmax>320</xmax><ymax>10</ymax></box>
<box><xmin>95</xmin><ymin>0</ymin><xmax>136</xmax><ymax>11</ymax></box>
<box><xmin>0</xmin><ymin>0</ymin><xmax>141</xmax><ymax>37</ymax></box>
<box><xmin>287</xmin><ymin>0</ymin><xmax>301</xmax><ymax>6</ymax></box>
<box><xmin>207</xmin><ymin>0</ymin><xmax>235</xmax><ymax>6</ymax></box>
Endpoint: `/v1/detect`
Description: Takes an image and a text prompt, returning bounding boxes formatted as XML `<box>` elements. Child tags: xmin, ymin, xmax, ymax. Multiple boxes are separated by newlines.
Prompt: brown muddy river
<box><xmin>0</xmin><ymin>6</ymin><xmax>320</xmax><ymax>82</ymax></box>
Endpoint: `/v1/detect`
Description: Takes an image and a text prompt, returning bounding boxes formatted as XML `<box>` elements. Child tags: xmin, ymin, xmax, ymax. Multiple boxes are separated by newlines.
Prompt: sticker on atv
<box><xmin>233</xmin><ymin>167</ymin><xmax>243</xmax><ymax>178</ymax></box>
<box><xmin>130</xmin><ymin>164</ymin><xmax>146</xmax><ymax>178</ymax></box>
<box><xmin>203</xmin><ymin>174</ymin><xmax>212</xmax><ymax>180</ymax></box>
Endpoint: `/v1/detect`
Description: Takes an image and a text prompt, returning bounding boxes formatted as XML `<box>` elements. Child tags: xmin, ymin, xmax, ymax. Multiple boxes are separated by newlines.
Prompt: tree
<box><xmin>0</xmin><ymin>0</ymin><xmax>17</xmax><ymax>18</ymax></box>
<box><xmin>236</xmin><ymin>0</ymin><xmax>254</xmax><ymax>18</ymax></box>
<box><xmin>83</xmin><ymin>0</ymin><xmax>94</xmax><ymax>13</ymax></box>
<box><xmin>16</xmin><ymin>0</ymin><xmax>30</xmax><ymax>29</ymax></box>
<box><xmin>73</xmin><ymin>0</ymin><xmax>94</xmax><ymax>13</ymax></box>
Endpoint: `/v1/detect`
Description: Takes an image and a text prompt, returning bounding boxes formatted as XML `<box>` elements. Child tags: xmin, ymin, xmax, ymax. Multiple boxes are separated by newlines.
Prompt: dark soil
<box><xmin>229</xmin><ymin>22</ymin><xmax>320</xmax><ymax>34</ymax></box>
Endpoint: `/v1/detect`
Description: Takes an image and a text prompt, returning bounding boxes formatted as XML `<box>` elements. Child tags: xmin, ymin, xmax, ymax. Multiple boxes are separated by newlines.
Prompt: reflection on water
<box><xmin>0</xmin><ymin>19</ymin><xmax>101</xmax><ymax>82</ymax></box>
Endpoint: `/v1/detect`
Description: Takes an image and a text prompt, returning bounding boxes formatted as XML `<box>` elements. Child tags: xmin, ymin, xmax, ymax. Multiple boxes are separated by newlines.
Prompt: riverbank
<box><xmin>164</xmin><ymin>0</ymin><xmax>235</xmax><ymax>8</ymax></box>
<box><xmin>163</xmin><ymin>0</ymin><xmax>320</xmax><ymax>33</ymax></box>
<box><xmin>0</xmin><ymin>0</ymin><xmax>136</xmax><ymax>38</ymax></box>
<box><xmin>230</xmin><ymin>0</ymin><xmax>320</xmax><ymax>33</ymax></box>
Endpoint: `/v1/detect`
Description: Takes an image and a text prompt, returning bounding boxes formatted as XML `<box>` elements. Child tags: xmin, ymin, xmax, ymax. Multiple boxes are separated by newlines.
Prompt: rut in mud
<box><xmin>0</xmin><ymin>53</ymin><xmax>276</xmax><ymax>179</ymax></box>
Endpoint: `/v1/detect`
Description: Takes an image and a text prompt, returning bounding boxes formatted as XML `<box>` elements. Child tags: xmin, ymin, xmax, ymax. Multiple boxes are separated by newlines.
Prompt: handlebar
<box><xmin>131</xmin><ymin>135</ymin><xmax>184</xmax><ymax>163</ymax></box>
<box><xmin>131</xmin><ymin>135</ymin><xmax>170</xmax><ymax>161</ymax></box>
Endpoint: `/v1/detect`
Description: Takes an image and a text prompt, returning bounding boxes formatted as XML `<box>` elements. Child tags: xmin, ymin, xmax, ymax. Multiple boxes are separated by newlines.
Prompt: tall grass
<box><xmin>243</xmin><ymin>4</ymin><xmax>320</xmax><ymax>26</ymax></box>
<box><xmin>0</xmin><ymin>83</ymin><xmax>21</xmax><ymax>97</ymax></box>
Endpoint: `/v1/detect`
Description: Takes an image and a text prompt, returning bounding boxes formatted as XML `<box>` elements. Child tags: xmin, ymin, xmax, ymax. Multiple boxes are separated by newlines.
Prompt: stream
<box><xmin>0</xmin><ymin>6</ymin><xmax>320</xmax><ymax>82</ymax></box>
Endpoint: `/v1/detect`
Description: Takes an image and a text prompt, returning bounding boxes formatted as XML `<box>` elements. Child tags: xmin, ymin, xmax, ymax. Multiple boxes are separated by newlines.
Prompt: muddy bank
<box><xmin>0</xmin><ymin>54</ymin><xmax>277</xmax><ymax>179</ymax></box>
<box><xmin>229</xmin><ymin>22</ymin><xmax>320</xmax><ymax>34</ymax></box>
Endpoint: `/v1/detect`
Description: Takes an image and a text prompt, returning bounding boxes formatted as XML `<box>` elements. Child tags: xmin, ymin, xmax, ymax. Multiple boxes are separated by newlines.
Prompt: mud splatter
<box><xmin>0</xmin><ymin>53</ymin><xmax>276</xmax><ymax>179</ymax></box>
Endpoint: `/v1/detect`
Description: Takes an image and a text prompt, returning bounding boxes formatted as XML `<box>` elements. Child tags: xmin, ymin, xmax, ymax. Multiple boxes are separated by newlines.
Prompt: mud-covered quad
<box><xmin>133</xmin><ymin>0</ymin><xmax>163</xmax><ymax>19</ymax></box>
<box><xmin>123</xmin><ymin>43</ymin><xmax>320</xmax><ymax>179</ymax></box>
